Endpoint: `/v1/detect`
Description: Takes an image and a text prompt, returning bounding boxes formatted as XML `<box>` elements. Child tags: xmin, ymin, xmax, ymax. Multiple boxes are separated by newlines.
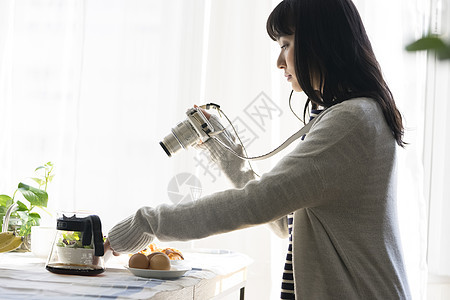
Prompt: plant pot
<box><xmin>56</xmin><ymin>247</ymin><xmax>95</xmax><ymax>265</ymax></box>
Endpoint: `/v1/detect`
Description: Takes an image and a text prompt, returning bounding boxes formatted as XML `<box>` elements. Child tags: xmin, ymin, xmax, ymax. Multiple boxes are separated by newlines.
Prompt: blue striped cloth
<box><xmin>280</xmin><ymin>214</ymin><xmax>295</xmax><ymax>299</ymax></box>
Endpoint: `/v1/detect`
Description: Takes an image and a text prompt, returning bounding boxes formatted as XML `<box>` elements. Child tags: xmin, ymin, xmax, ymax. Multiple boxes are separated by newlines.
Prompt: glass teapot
<box><xmin>46</xmin><ymin>212</ymin><xmax>105</xmax><ymax>275</ymax></box>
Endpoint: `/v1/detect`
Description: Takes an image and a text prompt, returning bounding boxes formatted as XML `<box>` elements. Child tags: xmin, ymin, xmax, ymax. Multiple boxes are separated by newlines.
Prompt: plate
<box><xmin>183</xmin><ymin>248</ymin><xmax>234</xmax><ymax>254</ymax></box>
<box><xmin>126</xmin><ymin>265</ymin><xmax>191</xmax><ymax>279</ymax></box>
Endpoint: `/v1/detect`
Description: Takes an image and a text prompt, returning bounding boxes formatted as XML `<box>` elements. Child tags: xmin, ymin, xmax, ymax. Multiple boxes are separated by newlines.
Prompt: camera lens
<box><xmin>160</xmin><ymin>120</ymin><xmax>199</xmax><ymax>157</ymax></box>
<box><xmin>159</xmin><ymin>141</ymin><xmax>172</xmax><ymax>157</ymax></box>
<box><xmin>160</xmin><ymin>133</ymin><xmax>182</xmax><ymax>157</ymax></box>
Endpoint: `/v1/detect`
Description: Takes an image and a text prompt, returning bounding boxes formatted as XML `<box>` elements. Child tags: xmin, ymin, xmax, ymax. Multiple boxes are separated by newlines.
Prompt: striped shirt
<box><xmin>281</xmin><ymin>109</ymin><xmax>322</xmax><ymax>299</ymax></box>
<box><xmin>281</xmin><ymin>213</ymin><xmax>295</xmax><ymax>299</ymax></box>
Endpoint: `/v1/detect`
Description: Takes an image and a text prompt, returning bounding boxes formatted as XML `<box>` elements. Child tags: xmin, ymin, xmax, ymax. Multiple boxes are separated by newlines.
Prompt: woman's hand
<box><xmin>193</xmin><ymin>106</ymin><xmax>256</xmax><ymax>188</ymax></box>
<box><xmin>194</xmin><ymin>104</ymin><xmax>212</xmax><ymax>148</ymax></box>
<box><xmin>194</xmin><ymin>104</ymin><xmax>211</xmax><ymax>120</ymax></box>
<box><xmin>103</xmin><ymin>238</ymin><xmax>120</xmax><ymax>262</ymax></box>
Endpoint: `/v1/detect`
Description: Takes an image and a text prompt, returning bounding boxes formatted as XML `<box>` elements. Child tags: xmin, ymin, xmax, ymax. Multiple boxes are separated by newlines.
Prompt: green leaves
<box><xmin>1</xmin><ymin>162</ymin><xmax>54</xmax><ymax>237</ymax></box>
<box><xmin>18</xmin><ymin>212</ymin><xmax>41</xmax><ymax>236</ymax></box>
<box><xmin>0</xmin><ymin>196</ymin><xmax>14</xmax><ymax>227</ymax></box>
<box><xmin>35</xmin><ymin>161</ymin><xmax>53</xmax><ymax>172</ymax></box>
<box><xmin>15</xmin><ymin>201</ymin><xmax>29</xmax><ymax>211</ymax></box>
<box><xmin>17</xmin><ymin>183</ymin><xmax>48</xmax><ymax>207</ymax></box>
<box><xmin>33</xmin><ymin>161</ymin><xmax>54</xmax><ymax>191</ymax></box>
<box><xmin>58</xmin><ymin>231</ymin><xmax>89</xmax><ymax>249</ymax></box>
<box><xmin>31</xmin><ymin>177</ymin><xmax>45</xmax><ymax>186</ymax></box>
<box><xmin>406</xmin><ymin>35</ymin><xmax>450</xmax><ymax>60</ymax></box>
<box><xmin>0</xmin><ymin>195</ymin><xmax>13</xmax><ymax>207</ymax></box>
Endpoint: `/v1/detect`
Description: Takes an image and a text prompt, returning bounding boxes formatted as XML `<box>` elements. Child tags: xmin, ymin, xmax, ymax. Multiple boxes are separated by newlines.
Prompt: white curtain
<box><xmin>425</xmin><ymin>0</ymin><xmax>450</xmax><ymax>298</ymax></box>
<box><xmin>0</xmin><ymin>1</ymin><xmax>280</xmax><ymax>298</ymax></box>
<box><xmin>0</xmin><ymin>0</ymin><xmax>437</xmax><ymax>299</ymax></box>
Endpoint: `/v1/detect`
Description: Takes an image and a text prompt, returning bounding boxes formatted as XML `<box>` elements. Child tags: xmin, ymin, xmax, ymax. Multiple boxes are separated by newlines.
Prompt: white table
<box><xmin>0</xmin><ymin>250</ymin><xmax>251</xmax><ymax>299</ymax></box>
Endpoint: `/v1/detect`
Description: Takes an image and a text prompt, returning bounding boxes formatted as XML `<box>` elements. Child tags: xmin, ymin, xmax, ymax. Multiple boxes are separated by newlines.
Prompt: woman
<box><xmin>106</xmin><ymin>0</ymin><xmax>411</xmax><ymax>298</ymax></box>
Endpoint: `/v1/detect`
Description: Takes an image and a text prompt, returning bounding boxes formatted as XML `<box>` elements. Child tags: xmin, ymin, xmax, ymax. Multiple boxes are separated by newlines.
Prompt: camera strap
<box><xmin>211</xmin><ymin>111</ymin><xmax>323</xmax><ymax>161</ymax></box>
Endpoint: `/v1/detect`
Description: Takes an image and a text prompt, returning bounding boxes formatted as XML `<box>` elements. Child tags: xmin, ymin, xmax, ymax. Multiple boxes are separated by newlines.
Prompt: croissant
<box><xmin>139</xmin><ymin>243</ymin><xmax>184</xmax><ymax>260</ymax></box>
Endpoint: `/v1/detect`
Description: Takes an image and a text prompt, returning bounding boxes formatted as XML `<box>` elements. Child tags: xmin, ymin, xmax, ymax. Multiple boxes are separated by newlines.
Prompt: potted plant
<box><xmin>0</xmin><ymin>162</ymin><xmax>53</xmax><ymax>251</ymax></box>
<box><xmin>56</xmin><ymin>231</ymin><xmax>95</xmax><ymax>265</ymax></box>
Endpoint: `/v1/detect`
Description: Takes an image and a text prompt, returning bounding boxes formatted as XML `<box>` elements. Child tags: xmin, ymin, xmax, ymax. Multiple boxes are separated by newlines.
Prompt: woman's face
<box><xmin>277</xmin><ymin>35</ymin><xmax>302</xmax><ymax>92</ymax></box>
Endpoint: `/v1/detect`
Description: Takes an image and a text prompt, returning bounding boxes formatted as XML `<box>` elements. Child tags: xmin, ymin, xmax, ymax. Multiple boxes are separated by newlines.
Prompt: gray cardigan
<box><xmin>108</xmin><ymin>98</ymin><xmax>411</xmax><ymax>299</ymax></box>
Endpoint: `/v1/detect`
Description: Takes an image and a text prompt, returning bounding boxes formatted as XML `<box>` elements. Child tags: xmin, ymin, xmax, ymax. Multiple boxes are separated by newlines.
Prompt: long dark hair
<box><xmin>267</xmin><ymin>0</ymin><xmax>405</xmax><ymax>147</ymax></box>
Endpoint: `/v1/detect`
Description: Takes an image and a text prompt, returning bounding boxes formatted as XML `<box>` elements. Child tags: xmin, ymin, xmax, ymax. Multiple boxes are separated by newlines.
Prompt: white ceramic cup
<box><xmin>31</xmin><ymin>226</ymin><xmax>57</xmax><ymax>259</ymax></box>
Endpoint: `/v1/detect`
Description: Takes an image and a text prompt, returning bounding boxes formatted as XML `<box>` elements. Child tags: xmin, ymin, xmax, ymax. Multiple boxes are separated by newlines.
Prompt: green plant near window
<box><xmin>406</xmin><ymin>34</ymin><xmax>450</xmax><ymax>60</ymax></box>
<box><xmin>0</xmin><ymin>162</ymin><xmax>54</xmax><ymax>237</ymax></box>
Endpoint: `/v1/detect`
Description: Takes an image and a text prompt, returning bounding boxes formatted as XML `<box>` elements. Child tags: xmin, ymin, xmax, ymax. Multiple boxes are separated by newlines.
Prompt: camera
<box><xmin>160</xmin><ymin>103</ymin><xmax>323</xmax><ymax>162</ymax></box>
<box><xmin>160</xmin><ymin>107</ymin><xmax>215</xmax><ymax>157</ymax></box>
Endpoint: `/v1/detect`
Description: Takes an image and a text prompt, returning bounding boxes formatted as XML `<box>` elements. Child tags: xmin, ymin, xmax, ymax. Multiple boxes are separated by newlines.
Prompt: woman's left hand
<box><xmin>103</xmin><ymin>238</ymin><xmax>120</xmax><ymax>262</ymax></box>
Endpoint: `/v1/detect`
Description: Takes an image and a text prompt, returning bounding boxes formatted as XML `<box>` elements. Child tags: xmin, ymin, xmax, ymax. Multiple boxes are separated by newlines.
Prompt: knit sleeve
<box><xmin>108</xmin><ymin>152</ymin><xmax>324</xmax><ymax>253</ymax></box>
<box><xmin>108</xmin><ymin>100</ymin><xmax>370</xmax><ymax>253</ymax></box>
<box><xmin>197</xmin><ymin>114</ymin><xmax>287</xmax><ymax>237</ymax></box>
<box><xmin>197</xmin><ymin>114</ymin><xmax>256</xmax><ymax>189</ymax></box>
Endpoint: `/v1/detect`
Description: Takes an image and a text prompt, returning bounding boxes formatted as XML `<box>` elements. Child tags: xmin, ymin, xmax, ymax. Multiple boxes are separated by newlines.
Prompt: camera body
<box><xmin>160</xmin><ymin>107</ymin><xmax>215</xmax><ymax>157</ymax></box>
